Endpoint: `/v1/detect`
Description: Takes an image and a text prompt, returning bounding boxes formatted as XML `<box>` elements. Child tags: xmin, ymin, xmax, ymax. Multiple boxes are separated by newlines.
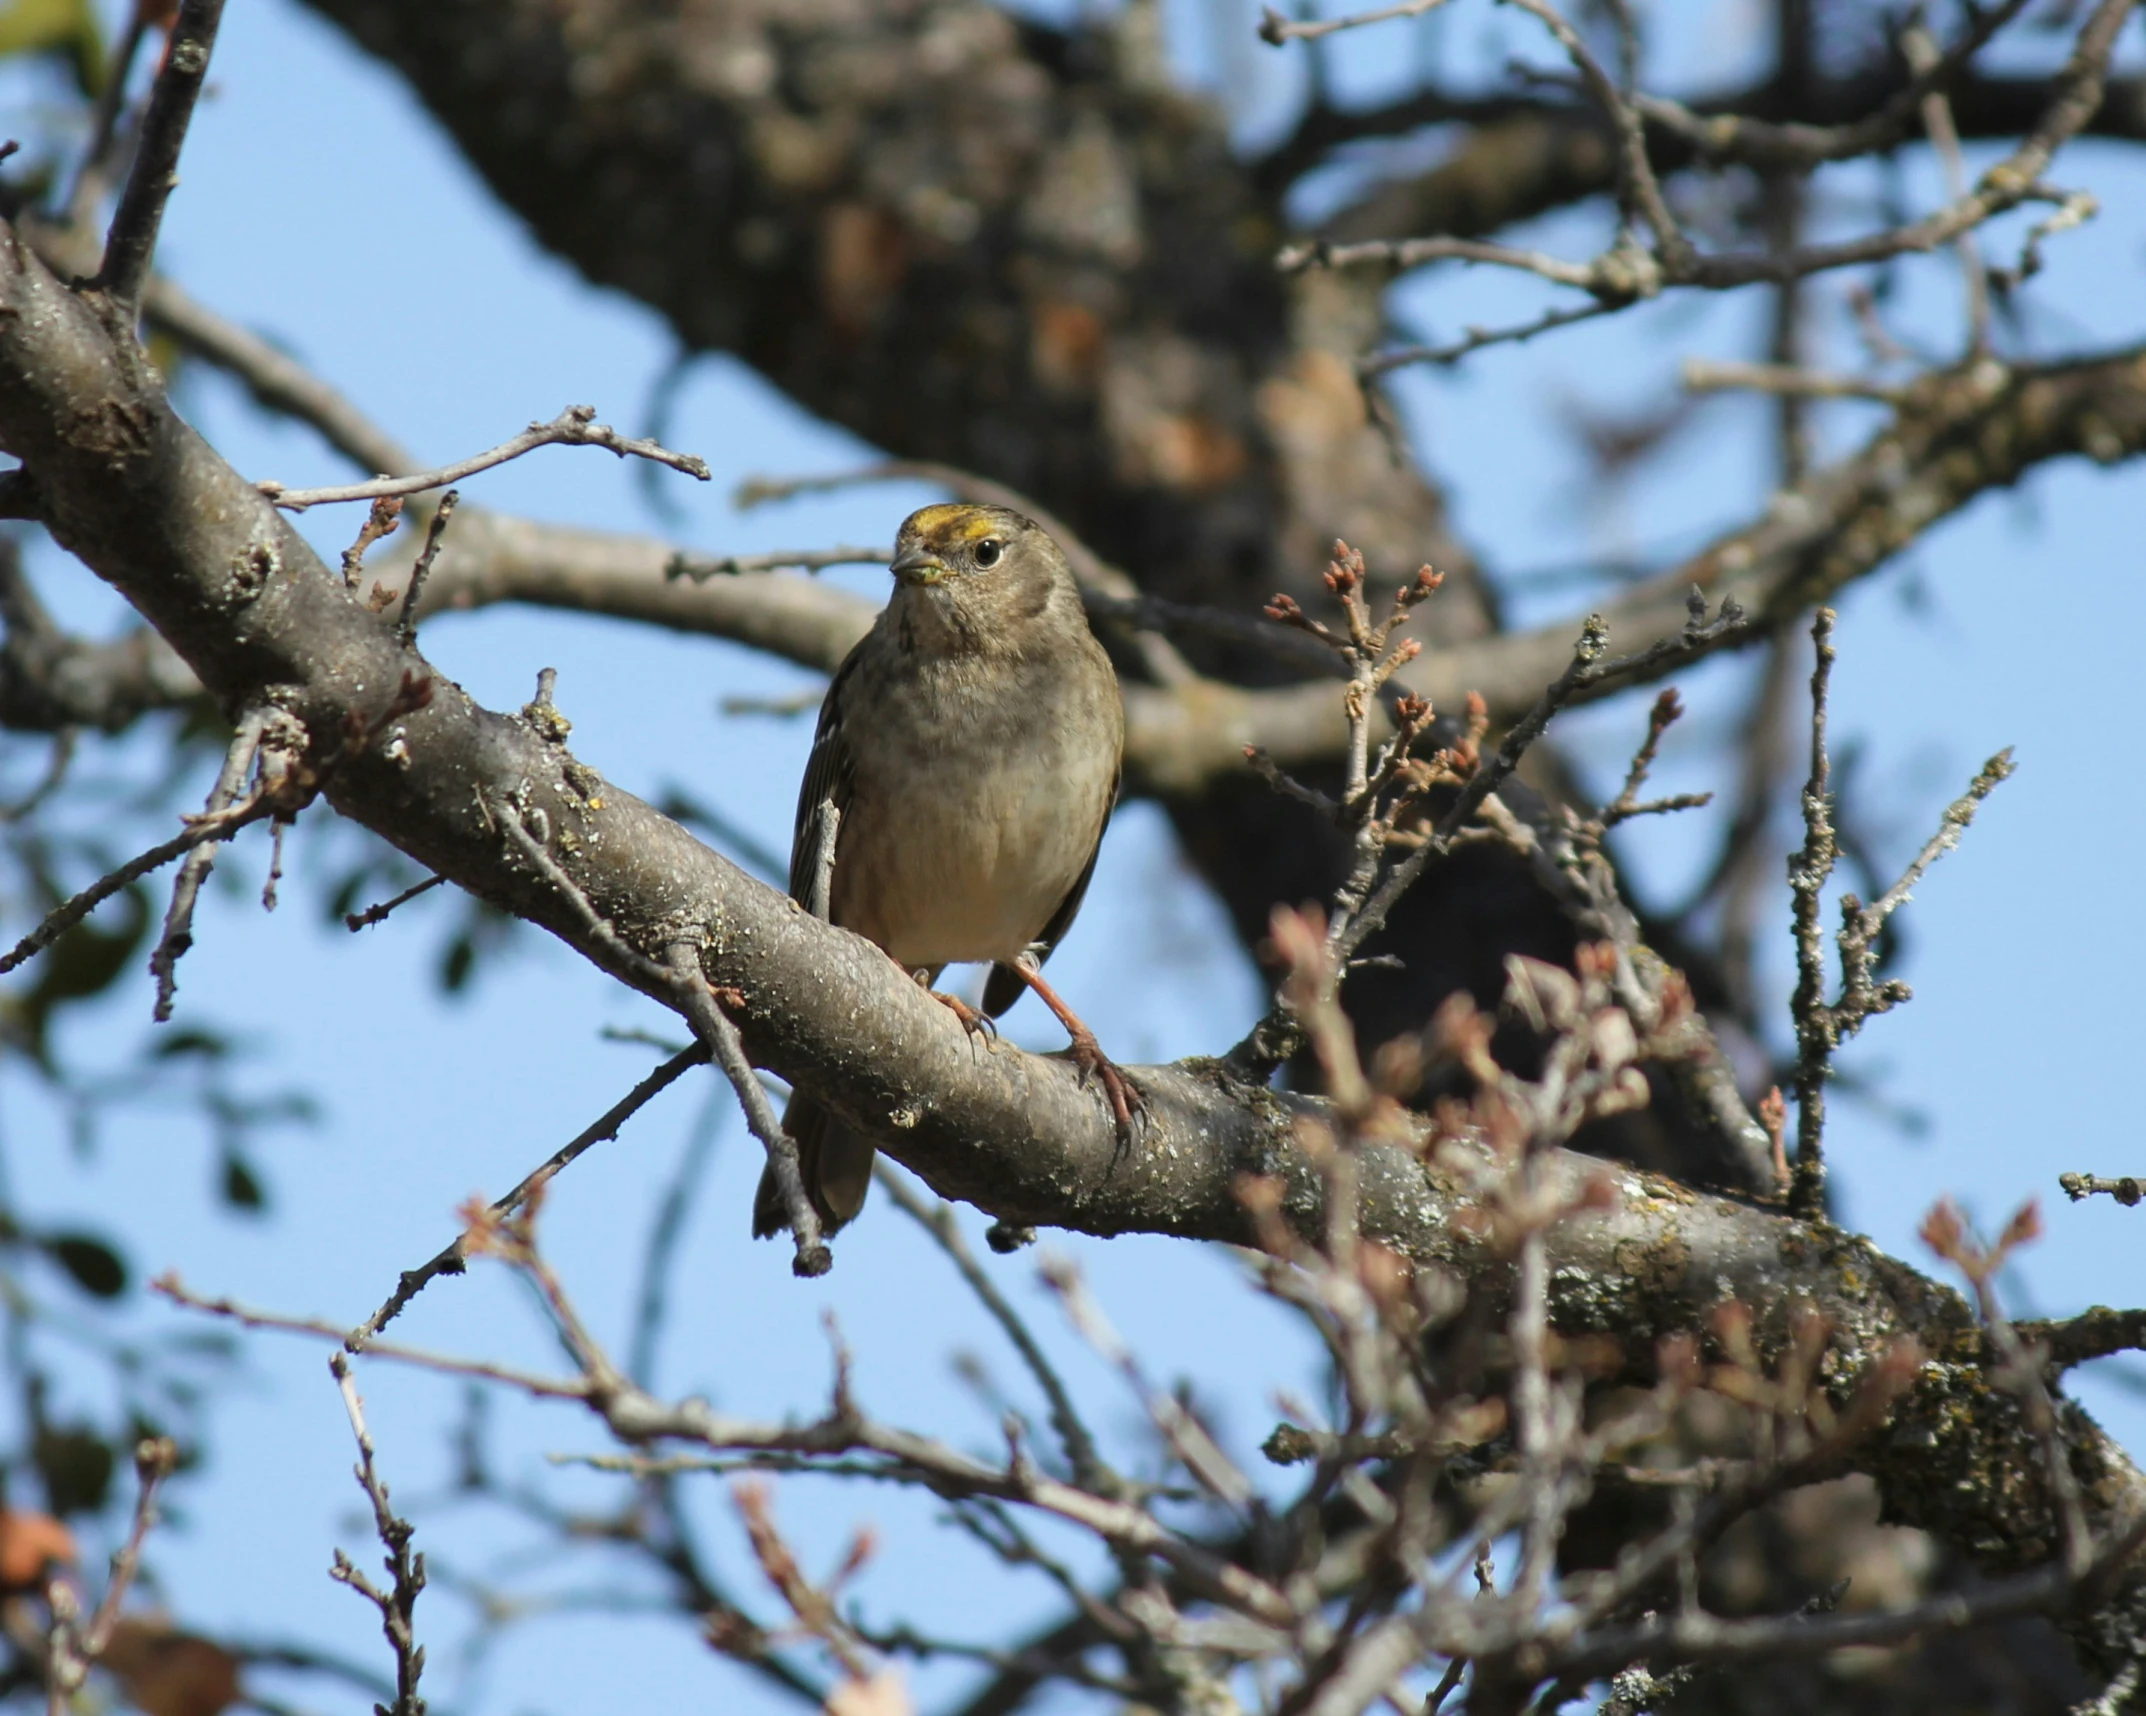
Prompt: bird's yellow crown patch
<box><xmin>907</xmin><ymin>503</ymin><xmax>1004</xmax><ymax>547</ymax></box>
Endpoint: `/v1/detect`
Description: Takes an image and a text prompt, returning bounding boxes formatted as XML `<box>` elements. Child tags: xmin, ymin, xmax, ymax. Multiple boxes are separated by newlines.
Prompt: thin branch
<box><xmin>1256</xmin><ymin>0</ymin><xmax>1459</xmax><ymax>44</ymax></box>
<box><xmin>2060</xmin><ymin>1174</ymin><xmax>2146</xmax><ymax>1208</ymax></box>
<box><xmin>342</xmin><ymin>496</ymin><xmax>405</xmax><ymax>590</ymax></box>
<box><xmin>259</xmin><ymin>407</ymin><xmax>710</xmax><ymax>511</ymax></box>
<box><xmin>1786</xmin><ymin>607</ymin><xmax>1838</xmax><ymax>1218</ymax></box>
<box><xmin>1831</xmin><ymin>747</ymin><xmax>2015</xmax><ymax>1041</ymax></box>
<box><xmin>96</xmin><ymin>0</ymin><xmax>226</xmax><ymax>311</ymax></box>
<box><xmin>1903</xmin><ymin>16</ymin><xmax>1992</xmax><ymax>356</ymax></box>
<box><xmin>665</xmin><ymin>941</ymin><xmax>830</xmax><ymax>1279</ymax></box>
<box><xmin>1680</xmin><ymin>360</ymin><xmax>1907</xmax><ymax>403</ymax></box>
<box><xmin>61</xmin><ymin>11</ymin><xmax>154</xmax><ymax>231</ymax></box>
<box><xmin>1290</xmin><ymin>0</ymin><xmax>2133</xmax><ymax>355</ymax></box>
<box><xmin>147</xmin><ymin>707</ymin><xmax>270</xmax><ymax>1021</ymax></box>
<box><xmin>667</xmin><ymin>547</ymin><xmax>891</xmax><ymax>581</ymax></box>
<box><xmin>1281</xmin><ymin>236</ymin><xmax>1597</xmax><ymax>288</ymax></box>
<box><xmin>1498</xmin><ymin>0</ymin><xmax>1688</xmax><ymax>266</ymax></box>
<box><xmin>78</xmin><ymin>1439</ymin><xmax>179</xmax><ymax>1658</ymax></box>
<box><xmin>395</xmin><ymin>490</ymin><xmax>459</xmax><ymax>645</ymax></box>
<box><xmin>43</xmin><ymin>1437</ymin><xmax>181</xmax><ymax>1711</ymax></box>
<box><xmin>0</xmin><ymin>793</ymin><xmax>278</xmax><ymax>977</ymax></box>
<box><xmin>875</xmin><ymin>1167</ymin><xmax>1109</xmax><ymax>1490</ymax></box>
<box><xmin>327</xmin><ymin>1353</ymin><xmax>428</xmax><ymax>1716</ymax></box>
<box><xmin>344</xmin><ymin>873</ymin><xmax>446</xmax><ymax>932</ymax></box>
<box><xmin>1357</xmin><ymin>301</ymin><xmax>1620</xmax><ymax>376</ymax></box>
<box><xmin>159</xmin><ymin>1275</ymin><xmax>589</xmax><ymax>1397</ymax></box>
<box><xmin>345</xmin><ymin>1044</ymin><xmax>707</xmax><ymax>1348</ymax></box>
<box><xmin>1333</xmin><ymin>591</ymin><xmax>1747</xmax><ymax>967</ymax></box>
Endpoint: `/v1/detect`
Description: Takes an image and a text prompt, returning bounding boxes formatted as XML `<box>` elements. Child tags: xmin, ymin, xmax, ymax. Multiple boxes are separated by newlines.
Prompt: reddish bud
<box><xmin>1997</xmin><ymin>1197</ymin><xmax>2044</xmax><ymax>1254</ymax></box>
<box><xmin>1919</xmin><ymin>1197</ymin><xmax>1968</xmax><ymax>1264</ymax></box>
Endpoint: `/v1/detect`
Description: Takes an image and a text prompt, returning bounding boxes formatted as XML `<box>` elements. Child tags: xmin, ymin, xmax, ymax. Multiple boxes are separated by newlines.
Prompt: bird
<box><xmin>752</xmin><ymin>501</ymin><xmax>1135</xmax><ymax>1241</ymax></box>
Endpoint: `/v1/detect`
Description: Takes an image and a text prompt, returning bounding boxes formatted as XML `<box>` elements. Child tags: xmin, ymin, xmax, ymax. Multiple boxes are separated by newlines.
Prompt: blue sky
<box><xmin>1</xmin><ymin>2</ymin><xmax>2144</xmax><ymax>1712</ymax></box>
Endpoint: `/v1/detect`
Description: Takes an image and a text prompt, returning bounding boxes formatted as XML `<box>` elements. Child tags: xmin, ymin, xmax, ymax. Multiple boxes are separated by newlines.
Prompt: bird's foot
<box><xmin>1065</xmin><ymin>1022</ymin><xmax>1143</xmax><ymax>1143</ymax></box>
<box><xmin>930</xmin><ymin>988</ymin><xmax>1000</xmax><ymax>1046</ymax></box>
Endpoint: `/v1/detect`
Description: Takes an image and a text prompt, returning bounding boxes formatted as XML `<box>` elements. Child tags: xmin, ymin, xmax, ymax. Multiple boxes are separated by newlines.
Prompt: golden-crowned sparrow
<box><xmin>751</xmin><ymin>502</ymin><xmax>1133</xmax><ymax>1239</ymax></box>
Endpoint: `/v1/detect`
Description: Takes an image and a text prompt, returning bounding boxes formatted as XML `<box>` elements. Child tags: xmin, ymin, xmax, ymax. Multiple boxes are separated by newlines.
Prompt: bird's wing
<box><xmin>982</xmin><ymin>769</ymin><xmax>1118</xmax><ymax>1019</ymax></box>
<box><xmin>789</xmin><ymin>652</ymin><xmax>862</xmax><ymax>916</ymax></box>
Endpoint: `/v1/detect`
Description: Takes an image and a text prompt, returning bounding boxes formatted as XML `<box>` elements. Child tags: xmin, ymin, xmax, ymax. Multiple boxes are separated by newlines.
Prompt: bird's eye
<box><xmin>974</xmin><ymin>538</ymin><xmax>1002</xmax><ymax>568</ymax></box>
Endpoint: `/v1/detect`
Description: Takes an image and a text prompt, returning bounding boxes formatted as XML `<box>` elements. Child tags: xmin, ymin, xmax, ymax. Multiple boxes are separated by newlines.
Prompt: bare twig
<box><xmin>1903</xmin><ymin>17</ymin><xmax>1992</xmax><ymax>356</ymax></box>
<box><xmin>2020</xmin><ymin>1304</ymin><xmax>2146</xmax><ymax>1373</ymax></box>
<box><xmin>395</xmin><ymin>490</ymin><xmax>459</xmax><ymax>645</ymax></box>
<box><xmin>667</xmin><ymin>547</ymin><xmax>890</xmax><ymax>582</ymax></box>
<box><xmin>874</xmin><ymin>1168</ymin><xmax>1110</xmax><ymax>1490</ymax></box>
<box><xmin>1600</xmin><ymin>688</ymin><xmax>1712</xmax><ymax>827</ymax></box>
<box><xmin>1042</xmin><ymin>1254</ymin><xmax>1255</xmax><ymax>1510</ymax></box>
<box><xmin>1289</xmin><ymin>0</ymin><xmax>2133</xmax><ymax>367</ymax></box>
<box><xmin>61</xmin><ymin>10</ymin><xmax>155</xmax><ymax>231</ymax></box>
<box><xmin>1630</xmin><ymin>0</ymin><xmax>2038</xmax><ymax>173</ymax></box>
<box><xmin>1788</xmin><ymin>608</ymin><xmax>2012</xmax><ymax>1217</ymax></box>
<box><xmin>327</xmin><ymin>1353</ymin><xmax>428</xmax><ymax>1716</ymax></box>
<box><xmin>665</xmin><ymin>941</ymin><xmax>831</xmax><ymax>1278</ymax></box>
<box><xmin>488</xmin><ymin>790</ymin><xmax>830</xmax><ymax>1279</ymax></box>
<box><xmin>1</xmin><ymin>792</ymin><xmax>279</xmax><ymax>977</ymax></box>
<box><xmin>1499</xmin><ymin>0</ymin><xmax>1688</xmax><ymax>266</ymax></box>
<box><xmin>1256</xmin><ymin>0</ymin><xmax>1458</xmax><ymax>44</ymax></box>
<box><xmin>343</xmin><ymin>496</ymin><xmax>405</xmax><ymax>590</ymax></box>
<box><xmin>159</xmin><ymin>1275</ymin><xmax>588</xmax><ymax>1397</ymax></box>
<box><xmin>2060</xmin><ymin>1173</ymin><xmax>2146</xmax><ymax>1207</ymax></box>
<box><xmin>1989</xmin><ymin>186</ymin><xmax>2101</xmax><ymax>295</ymax></box>
<box><xmin>344</xmin><ymin>873</ymin><xmax>447</xmax><ymax>933</ymax></box>
<box><xmin>1786</xmin><ymin>608</ymin><xmax>1838</xmax><ymax>1218</ymax></box>
<box><xmin>727</xmin><ymin>1480</ymin><xmax>885</xmax><ymax>1688</ymax></box>
<box><xmin>42</xmin><ymin>1436</ymin><xmax>181</xmax><ymax>1709</ymax></box>
<box><xmin>147</xmin><ymin>707</ymin><xmax>270</xmax><ymax>1021</ymax></box>
<box><xmin>259</xmin><ymin>406</ymin><xmax>710</xmax><ymax>511</ymax></box>
<box><xmin>6</xmin><ymin>670</ymin><xmax>430</xmax><ymax>981</ymax></box>
<box><xmin>1357</xmin><ymin>301</ymin><xmax>1620</xmax><ymax>376</ymax></box>
<box><xmin>346</xmin><ymin>1043</ymin><xmax>708</xmax><ymax>1348</ymax></box>
<box><xmin>1336</xmin><ymin>591</ymin><xmax>1747</xmax><ymax>967</ymax></box>
<box><xmin>1680</xmin><ymin>360</ymin><xmax>1907</xmax><ymax>403</ymax></box>
<box><xmin>96</xmin><ymin>0</ymin><xmax>226</xmax><ymax>312</ymax></box>
<box><xmin>1833</xmin><ymin>748</ymin><xmax>2015</xmax><ymax>1039</ymax></box>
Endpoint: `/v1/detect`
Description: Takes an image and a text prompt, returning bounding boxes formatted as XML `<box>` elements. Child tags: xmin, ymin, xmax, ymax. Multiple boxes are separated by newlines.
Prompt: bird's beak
<box><xmin>889</xmin><ymin>545</ymin><xmax>948</xmax><ymax>586</ymax></box>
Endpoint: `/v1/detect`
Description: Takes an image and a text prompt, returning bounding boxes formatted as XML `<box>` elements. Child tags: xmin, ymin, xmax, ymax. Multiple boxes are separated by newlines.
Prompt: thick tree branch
<box><xmin>1</xmin><ymin>207</ymin><xmax>2143</xmax><ymax>1677</ymax></box>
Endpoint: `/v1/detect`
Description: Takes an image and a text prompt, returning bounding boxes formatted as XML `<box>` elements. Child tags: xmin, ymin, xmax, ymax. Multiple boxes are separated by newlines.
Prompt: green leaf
<box><xmin>32</xmin><ymin>1423</ymin><xmax>113</xmax><ymax>1517</ymax></box>
<box><xmin>0</xmin><ymin>0</ymin><xmax>106</xmax><ymax>95</ymax></box>
<box><xmin>219</xmin><ymin>1152</ymin><xmax>265</xmax><ymax>1211</ymax></box>
<box><xmin>44</xmin><ymin>1232</ymin><xmax>126</xmax><ymax>1298</ymax></box>
<box><xmin>440</xmin><ymin>931</ymin><xmax>475</xmax><ymax>993</ymax></box>
<box><xmin>150</xmin><ymin>1027</ymin><xmax>230</xmax><ymax>1061</ymax></box>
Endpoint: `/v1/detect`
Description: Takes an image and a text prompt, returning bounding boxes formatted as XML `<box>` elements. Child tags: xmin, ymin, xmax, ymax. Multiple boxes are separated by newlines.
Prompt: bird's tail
<box><xmin>751</xmin><ymin>1090</ymin><xmax>875</xmax><ymax>1239</ymax></box>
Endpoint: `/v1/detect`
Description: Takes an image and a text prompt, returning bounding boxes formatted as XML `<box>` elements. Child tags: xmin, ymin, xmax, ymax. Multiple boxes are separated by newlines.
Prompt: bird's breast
<box><xmin>828</xmin><ymin>649</ymin><xmax>1119</xmax><ymax>971</ymax></box>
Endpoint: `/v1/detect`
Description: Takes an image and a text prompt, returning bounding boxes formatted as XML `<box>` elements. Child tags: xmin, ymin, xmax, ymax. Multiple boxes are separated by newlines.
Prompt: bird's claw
<box><xmin>931</xmin><ymin>989</ymin><xmax>1000</xmax><ymax>1047</ymax></box>
<box><xmin>1067</xmin><ymin>1026</ymin><xmax>1143</xmax><ymax>1143</ymax></box>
